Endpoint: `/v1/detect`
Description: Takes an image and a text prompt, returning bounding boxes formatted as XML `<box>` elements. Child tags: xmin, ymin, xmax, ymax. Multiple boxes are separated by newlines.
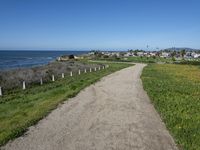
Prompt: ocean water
<box><xmin>0</xmin><ymin>51</ymin><xmax>88</xmax><ymax>70</ymax></box>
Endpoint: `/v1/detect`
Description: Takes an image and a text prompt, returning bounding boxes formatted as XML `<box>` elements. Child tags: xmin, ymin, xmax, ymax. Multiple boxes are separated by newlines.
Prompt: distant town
<box><xmin>87</xmin><ymin>48</ymin><xmax>200</xmax><ymax>60</ymax></box>
<box><xmin>56</xmin><ymin>48</ymin><xmax>200</xmax><ymax>64</ymax></box>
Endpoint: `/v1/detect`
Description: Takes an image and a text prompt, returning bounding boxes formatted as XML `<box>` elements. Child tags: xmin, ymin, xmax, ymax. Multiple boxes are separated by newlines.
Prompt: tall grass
<box><xmin>0</xmin><ymin>62</ymin><xmax>132</xmax><ymax>146</ymax></box>
<box><xmin>141</xmin><ymin>64</ymin><xmax>200</xmax><ymax>150</ymax></box>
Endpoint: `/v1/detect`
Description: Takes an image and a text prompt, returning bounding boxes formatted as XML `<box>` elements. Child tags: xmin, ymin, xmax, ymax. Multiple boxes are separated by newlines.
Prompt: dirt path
<box><xmin>2</xmin><ymin>64</ymin><xmax>178</xmax><ymax>150</ymax></box>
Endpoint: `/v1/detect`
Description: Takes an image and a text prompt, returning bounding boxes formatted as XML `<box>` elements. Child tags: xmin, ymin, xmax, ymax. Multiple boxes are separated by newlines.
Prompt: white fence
<box><xmin>0</xmin><ymin>65</ymin><xmax>109</xmax><ymax>96</ymax></box>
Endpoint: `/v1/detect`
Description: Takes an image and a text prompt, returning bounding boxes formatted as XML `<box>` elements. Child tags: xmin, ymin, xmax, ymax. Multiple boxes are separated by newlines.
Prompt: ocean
<box><xmin>0</xmin><ymin>50</ymin><xmax>88</xmax><ymax>70</ymax></box>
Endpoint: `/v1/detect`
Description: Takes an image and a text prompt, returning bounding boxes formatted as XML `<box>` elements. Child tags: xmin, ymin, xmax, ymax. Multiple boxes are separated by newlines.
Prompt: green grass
<box><xmin>92</xmin><ymin>56</ymin><xmax>173</xmax><ymax>63</ymax></box>
<box><xmin>141</xmin><ymin>64</ymin><xmax>200</xmax><ymax>150</ymax></box>
<box><xmin>125</xmin><ymin>56</ymin><xmax>172</xmax><ymax>63</ymax></box>
<box><xmin>0</xmin><ymin>62</ymin><xmax>132</xmax><ymax>146</ymax></box>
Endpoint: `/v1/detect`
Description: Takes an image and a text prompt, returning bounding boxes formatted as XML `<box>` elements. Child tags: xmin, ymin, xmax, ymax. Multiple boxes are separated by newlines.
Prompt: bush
<box><xmin>0</xmin><ymin>61</ymin><xmax>101</xmax><ymax>91</ymax></box>
<box><xmin>178</xmin><ymin>60</ymin><xmax>200</xmax><ymax>65</ymax></box>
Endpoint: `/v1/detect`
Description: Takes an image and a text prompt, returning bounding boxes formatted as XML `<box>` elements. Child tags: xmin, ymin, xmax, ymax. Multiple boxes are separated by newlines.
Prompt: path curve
<box><xmin>2</xmin><ymin>64</ymin><xmax>178</xmax><ymax>150</ymax></box>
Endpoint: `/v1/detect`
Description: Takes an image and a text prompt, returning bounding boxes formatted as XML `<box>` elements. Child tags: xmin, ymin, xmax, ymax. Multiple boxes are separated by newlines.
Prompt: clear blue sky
<box><xmin>0</xmin><ymin>0</ymin><xmax>200</xmax><ymax>50</ymax></box>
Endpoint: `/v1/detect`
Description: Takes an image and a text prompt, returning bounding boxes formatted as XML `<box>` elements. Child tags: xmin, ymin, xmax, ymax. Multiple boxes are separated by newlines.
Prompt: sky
<box><xmin>0</xmin><ymin>0</ymin><xmax>200</xmax><ymax>50</ymax></box>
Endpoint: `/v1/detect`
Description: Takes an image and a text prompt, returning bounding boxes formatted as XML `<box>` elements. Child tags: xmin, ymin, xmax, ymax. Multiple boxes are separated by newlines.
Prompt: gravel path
<box><xmin>2</xmin><ymin>64</ymin><xmax>178</xmax><ymax>150</ymax></box>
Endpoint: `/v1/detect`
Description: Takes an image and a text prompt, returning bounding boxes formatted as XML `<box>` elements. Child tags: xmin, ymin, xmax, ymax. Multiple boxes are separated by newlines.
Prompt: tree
<box><xmin>134</xmin><ymin>51</ymin><xmax>137</xmax><ymax>56</ymax></box>
<box><xmin>171</xmin><ymin>51</ymin><xmax>176</xmax><ymax>57</ymax></box>
<box><xmin>180</xmin><ymin>49</ymin><xmax>186</xmax><ymax>58</ymax></box>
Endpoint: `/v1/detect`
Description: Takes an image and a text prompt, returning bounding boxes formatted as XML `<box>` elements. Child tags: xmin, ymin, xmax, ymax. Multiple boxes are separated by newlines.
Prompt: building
<box><xmin>161</xmin><ymin>52</ymin><xmax>171</xmax><ymax>58</ymax></box>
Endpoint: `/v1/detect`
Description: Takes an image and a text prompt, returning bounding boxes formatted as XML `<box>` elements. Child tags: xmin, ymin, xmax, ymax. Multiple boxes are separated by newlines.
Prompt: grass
<box><xmin>0</xmin><ymin>62</ymin><xmax>132</xmax><ymax>146</ymax></box>
<box><xmin>92</xmin><ymin>56</ymin><xmax>173</xmax><ymax>63</ymax></box>
<box><xmin>141</xmin><ymin>64</ymin><xmax>200</xmax><ymax>150</ymax></box>
<box><xmin>125</xmin><ymin>56</ymin><xmax>172</xmax><ymax>63</ymax></box>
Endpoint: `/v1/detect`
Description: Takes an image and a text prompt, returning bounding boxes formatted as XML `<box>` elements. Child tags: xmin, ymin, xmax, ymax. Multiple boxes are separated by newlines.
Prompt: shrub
<box><xmin>0</xmin><ymin>61</ymin><xmax>101</xmax><ymax>91</ymax></box>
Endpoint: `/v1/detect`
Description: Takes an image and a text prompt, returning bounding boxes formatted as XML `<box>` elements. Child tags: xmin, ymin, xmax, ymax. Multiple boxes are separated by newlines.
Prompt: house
<box><xmin>57</xmin><ymin>55</ymin><xmax>81</xmax><ymax>61</ymax></box>
<box><xmin>161</xmin><ymin>52</ymin><xmax>171</xmax><ymax>58</ymax></box>
<box><xmin>184</xmin><ymin>52</ymin><xmax>193</xmax><ymax>59</ymax></box>
<box><xmin>143</xmin><ymin>52</ymin><xmax>148</xmax><ymax>56</ymax></box>
<box><xmin>191</xmin><ymin>52</ymin><xmax>196</xmax><ymax>57</ymax></box>
<box><xmin>124</xmin><ymin>52</ymin><xmax>135</xmax><ymax>57</ymax></box>
<box><xmin>137</xmin><ymin>52</ymin><xmax>144</xmax><ymax>56</ymax></box>
<box><xmin>150</xmin><ymin>52</ymin><xmax>156</xmax><ymax>56</ymax></box>
<box><xmin>194</xmin><ymin>54</ymin><xmax>200</xmax><ymax>59</ymax></box>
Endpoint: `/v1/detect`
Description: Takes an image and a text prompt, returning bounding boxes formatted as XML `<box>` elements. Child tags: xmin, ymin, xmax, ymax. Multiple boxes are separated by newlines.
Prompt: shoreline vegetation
<box><xmin>141</xmin><ymin>64</ymin><xmax>200</xmax><ymax>150</ymax></box>
<box><xmin>0</xmin><ymin>60</ymin><xmax>132</xmax><ymax>146</ymax></box>
<box><xmin>0</xmin><ymin>60</ymin><xmax>101</xmax><ymax>91</ymax></box>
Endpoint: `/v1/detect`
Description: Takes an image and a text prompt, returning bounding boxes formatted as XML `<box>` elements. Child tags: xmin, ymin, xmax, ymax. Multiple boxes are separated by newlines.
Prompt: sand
<box><xmin>2</xmin><ymin>64</ymin><xmax>178</xmax><ymax>150</ymax></box>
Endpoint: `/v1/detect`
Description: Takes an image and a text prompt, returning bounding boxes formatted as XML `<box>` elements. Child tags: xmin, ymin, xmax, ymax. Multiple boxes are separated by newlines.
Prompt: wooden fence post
<box><xmin>84</xmin><ymin>69</ymin><xmax>87</xmax><ymax>73</ymax></box>
<box><xmin>70</xmin><ymin>71</ymin><xmax>73</xmax><ymax>77</ymax></box>
<box><xmin>94</xmin><ymin>67</ymin><xmax>96</xmax><ymax>71</ymax></box>
<box><xmin>23</xmin><ymin>81</ymin><xmax>26</xmax><ymax>90</ymax></box>
<box><xmin>98</xmin><ymin>66</ymin><xmax>100</xmax><ymax>70</ymax></box>
<box><xmin>78</xmin><ymin>70</ymin><xmax>81</xmax><ymax>75</ymax></box>
<box><xmin>90</xmin><ymin>68</ymin><xmax>92</xmax><ymax>72</ymax></box>
<box><xmin>0</xmin><ymin>86</ymin><xmax>2</xmax><ymax>96</ymax></box>
<box><xmin>52</xmin><ymin>75</ymin><xmax>55</xmax><ymax>81</ymax></box>
<box><xmin>103</xmin><ymin>66</ymin><xmax>105</xmax><ymax>69</ymax></box>
<box><xmin>40</xmin><ymin>78</ymin><xmax>43</xmax><ymax>85</ymax></box>
<box><xmin>62</xmin><ymin>73</ymin><xmax>64</xmax><ymax>78</ymax></box>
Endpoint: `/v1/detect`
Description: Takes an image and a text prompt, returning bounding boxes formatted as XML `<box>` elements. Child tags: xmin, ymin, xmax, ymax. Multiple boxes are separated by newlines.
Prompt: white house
<box><xmin>124</xmin><ymin>52</ymin><xmax>135</xmax><ymax>57</ymax></box>
<box><xmin>137</xmin><ymin>52</ymin><xmax>144</xmax><ymax>56</ymax></box>
<box><xmin>161</xmin><ymin>52</ymin><xmax>171</xmax><ymax>58</ymax></box>
<box><xmin>194</xmin><ymin>54</ymin><xmax>200</xmax><ymax>58</ymax></box>
<box><xmin>150</xmin><ymin>52</ymin><xmax>156</xmax><ymax>56</ymax></box>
